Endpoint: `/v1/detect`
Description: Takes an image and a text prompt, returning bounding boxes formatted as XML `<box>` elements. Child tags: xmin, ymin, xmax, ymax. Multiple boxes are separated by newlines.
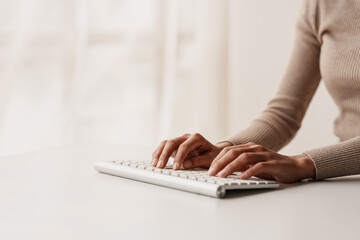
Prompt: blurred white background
<box><xmin>0</xmin><ymin>0</ymin><xmax>338</xmax><ymax>156</ymax></box>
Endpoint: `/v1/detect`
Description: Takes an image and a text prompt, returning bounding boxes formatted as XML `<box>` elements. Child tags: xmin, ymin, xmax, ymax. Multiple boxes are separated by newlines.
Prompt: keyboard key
<box><xmin>189</xmin><ymin>176</ymin><xmax>198</xmax><ymax>180</ymax></box>
<box><xmin>154</xmin><ymin>168</ymin><xmax>162</xmax><ymax>173</ymax></box>
<box><xmin>179</xmin><ymin>173</ymin><xmax>188</xmax><ymax>178</ymax></box>
<box><xmin>162</xmin><ymin>170</ymin><xmax>170</xmax><ymax>175</ymax></box>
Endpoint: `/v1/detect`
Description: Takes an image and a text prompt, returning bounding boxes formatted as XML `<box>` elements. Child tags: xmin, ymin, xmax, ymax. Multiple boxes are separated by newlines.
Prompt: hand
<box><xmin>151</xmin><ymin>133</ymin><xmax>232</xmax><ymax>170</ymax></box>
<box><xmin>208</xmin><ymin>142</ymin><xmax>315</xmax><ymax>183</ymax></box>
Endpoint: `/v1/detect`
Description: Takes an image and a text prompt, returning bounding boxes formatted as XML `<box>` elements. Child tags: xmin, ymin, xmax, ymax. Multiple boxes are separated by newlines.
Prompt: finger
<box><xmin>218</xmin><ymin>152</ymin><xmax>268</xmax><ymax>178</ymax></box>
<box><xmin>210</xmin><ymin>142</ymin><xmax>256</xmax><ymax>168</ymax></box>
<box><xmin>171</xmin><ymin>149</ymin><xmax>178</xmax><ymax>158</ymax></box>
<box><xmin>183</xmin><ymin>155</ymin><xmax>212</xmax><ymax>169</ymax></box>
<box><xmin>240</xmin><ymin>161</ymin><xmax>275</xmax><ymax>180</ymax></box>
<box><xmin>171</xmin><ymin>148</ymin><xmax>198</xmax><ymax>159</ymax></box>
<box><xmin>157</xmin><ymin>134</ymin><xmax>189</xmax><ymax>168</ymax></box>
<box><xmin>151</xmin><ymin>140</ymin><xmax>167</xmax><ymax>166</ymax></box>
<box><xmin>173</xmin><ymin>133</ymin><xmax>205</xmax><ymax>170</ymax></box>
<box><xmin>208</xmin><ymin>144</ymin><xmax>264</xmax><ymax>176</ymax></box>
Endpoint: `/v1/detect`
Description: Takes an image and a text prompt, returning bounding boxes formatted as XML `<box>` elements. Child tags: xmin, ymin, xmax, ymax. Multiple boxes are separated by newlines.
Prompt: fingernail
<box><xmin>208</xmin><ymin>167</ymin><xmax>215</xmax><ymax>176</ymax></box>
<box><xmin>183</xmin><ymin>160</ymin><xmax>192</xmax><ymax>169</ymax></box>
<box><xmin>173</xmin><ymin>162</ymin><xmax>180</xmax><ymax>170</ymax></box>
<box><xmin>218</xmin><ymin>170</ymin><xmax>226</xmax><ymax>178</ymax></box>
<box><xmin>152</xmin><ymin>159</ymin><xmax>157</xmax><ymax>166</ymax></box>
<box><xmin>151</xmin><ymin>158</ymin><xmax>155</xmax><ymax>164</ymax></box>
<box><xmin>156</xmin><ymin>160</ymin><xmax>163</xmax><ymax>168</ymax></box>
<box><xmin>240</xmin><ymin>172</ymin><xmax>246</xmax><ymax>179</ymax></box>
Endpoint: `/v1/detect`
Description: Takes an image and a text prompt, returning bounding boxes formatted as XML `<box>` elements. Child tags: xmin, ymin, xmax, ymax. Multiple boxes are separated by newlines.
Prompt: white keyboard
<box><xmin>94</xmin><ymin>160</ymin><xmax>280</xmax><ymax>198</ymax></box>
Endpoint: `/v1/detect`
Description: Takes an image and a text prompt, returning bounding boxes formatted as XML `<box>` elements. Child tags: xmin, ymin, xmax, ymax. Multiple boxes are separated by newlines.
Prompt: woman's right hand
<box><xmin>151</xmin><ymin>133</ymin><xmax>232</xmax><ymax>170</ymax></box>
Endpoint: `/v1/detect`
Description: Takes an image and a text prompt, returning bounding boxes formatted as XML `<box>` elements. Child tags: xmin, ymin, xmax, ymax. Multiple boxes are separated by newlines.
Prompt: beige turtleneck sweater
<box><xmin>224</xmin><ymin>0</ymin><xmax>360</xmax><ymax>180</ymax></box>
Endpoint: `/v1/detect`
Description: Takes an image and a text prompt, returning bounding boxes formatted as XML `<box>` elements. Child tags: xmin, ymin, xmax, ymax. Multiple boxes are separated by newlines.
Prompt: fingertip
<box><xmin>207</xmin><ymin>167</ymin><xmax>216</xmax><ymax>176</ymax></box>
<box><xmin>151</xmin><ymin>158</ymin><xmax>158</xmax><ymax>167</ymax></box>
<box><xmin>156</xmin><ymin>160</ymin><xmax>164</xmax><ymax>168</ymax></box>
<box><xmin>240</xmin><ymin>172</ymin><xmax>248</xmax><ymax>179</ymax></box>
<box><xmin>218</xmin><ymin>170</ymin><xmax>227</xmax><ymax>178</ymax></box>
<box><xmin>173</xmin><ymin>162</ymin><xmax>180</xmax><ymax>170</ymax></box>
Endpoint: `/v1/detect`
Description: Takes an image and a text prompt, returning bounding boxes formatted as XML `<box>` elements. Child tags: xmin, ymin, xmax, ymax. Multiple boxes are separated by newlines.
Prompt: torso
<box><xmin>318</xmin><ymin>0</ymin><xmax>360</xmax><ymax>140</ymax></box>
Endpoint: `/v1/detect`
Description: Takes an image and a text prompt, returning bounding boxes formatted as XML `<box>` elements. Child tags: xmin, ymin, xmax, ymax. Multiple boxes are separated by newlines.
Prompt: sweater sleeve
<box><xmin>224</xmin><ymin>0</ymin><xmax>322</xmax><ymax>151</ymax></box>
<box><xmin>223</xmin><ymin>0</ymin><xmax>360</xmax><ymax>180</ymax></box>
<box><xmin>305</xmin><ymin>137</ymin><xmax>360</xmax><ymax>180</ymax></box>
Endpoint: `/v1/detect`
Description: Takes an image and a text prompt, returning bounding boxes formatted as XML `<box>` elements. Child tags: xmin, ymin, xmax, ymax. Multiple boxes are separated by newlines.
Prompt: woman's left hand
<box><xmin>207</xmin><ymin>142</ymin><xmax>316</xmax><ymax>183</ymax></box>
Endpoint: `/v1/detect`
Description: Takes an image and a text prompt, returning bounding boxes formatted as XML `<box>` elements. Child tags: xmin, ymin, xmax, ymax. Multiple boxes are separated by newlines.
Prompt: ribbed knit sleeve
<box><xmin>223</xmin><ymin>0</ymin><xmax>360</xmax><ymax>180</ymax></box>
<box><xmin>305</xmin><ymin>137</ymin><xmax>360</xmax><ymax>180</ymax></box>
<box><xmin>224</xmin><ymin>0</ymin><xmax>322</xmax><ymax>150</ymax></box>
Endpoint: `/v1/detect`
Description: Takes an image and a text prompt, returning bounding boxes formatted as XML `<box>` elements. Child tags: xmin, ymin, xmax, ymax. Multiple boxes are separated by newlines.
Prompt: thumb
<box><xmin>240</xmin><ymin>162</ymin><xmax>274</xmax><ymax>180</ymax></box>
<box><xmin>183</xmin><ymin>155</ymin><xmax>213</xmax><ymax>169</ymax></box>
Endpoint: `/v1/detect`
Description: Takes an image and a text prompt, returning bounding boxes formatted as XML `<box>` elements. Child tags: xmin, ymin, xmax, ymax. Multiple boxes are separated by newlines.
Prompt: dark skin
<box><xmin>152</xmin><ymin>133</ymin><xmax>315</xmax><ymax>183</ymax></box>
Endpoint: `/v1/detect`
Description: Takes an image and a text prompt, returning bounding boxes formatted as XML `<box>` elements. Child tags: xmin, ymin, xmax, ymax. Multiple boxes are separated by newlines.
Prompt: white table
<box><xmin>0</xmin><ymin>144</ymin><xmax>359</xmax><ymax>240</ymax></box>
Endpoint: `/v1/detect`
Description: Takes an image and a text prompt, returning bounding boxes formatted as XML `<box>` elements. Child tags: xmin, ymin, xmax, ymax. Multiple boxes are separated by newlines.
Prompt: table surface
<box><xmin>0</xmin><ymin>144</ymin><xmax>359</xmax><ymax>240</ymax></box>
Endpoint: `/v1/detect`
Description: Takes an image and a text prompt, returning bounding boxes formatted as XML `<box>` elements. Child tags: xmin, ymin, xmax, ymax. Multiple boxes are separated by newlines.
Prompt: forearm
<box><xmin>223</xmin><ymin>0</ymin><xmax>321</xmax><ymax>151</ymax></box>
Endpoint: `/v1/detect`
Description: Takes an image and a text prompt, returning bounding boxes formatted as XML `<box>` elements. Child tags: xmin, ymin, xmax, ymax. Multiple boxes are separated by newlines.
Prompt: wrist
<box><xmin>293</xmin><ymin>153</ymin><xmax>316</xmax><ymax>180</ymax></box>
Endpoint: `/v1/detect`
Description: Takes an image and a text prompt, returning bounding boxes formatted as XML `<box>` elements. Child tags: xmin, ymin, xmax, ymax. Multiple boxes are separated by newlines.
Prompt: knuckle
<box><xmin>222</xmin><ymin>146</ymin><xmax>232</xmax><ymax>153</ymax></box>
<box><xmin>167</xmin><ymin>139</ymin><xmax>176</xmax><ymax>145</ymax></box>
<box><xmin>254</xmin><ymin>144</ymin><xmax>265</xmax><ymax>151</ymax></box>
<box><xmin>228</xmin><ymin>161</ymin><xmax>237</xmax><ymax>170</ymax></box>
<box><xmin>240</xmin><ymin>152</ymin><xmax>251</xmax><ymax>160</ymax></box>
<box><xmin>179</xmin><ymin>143</ymin><xmax>189</xmax><ymax>151</ymax></box>
<box><xmin>263</xmin><ymin>162</ymin><xmax>271</xmax><ymax>168</ymax></box>
<box><xmin>256</xmin><ymin>162</ymin><xmax>264</xmax><ymax>169</ymax></box>
<box><xmin>268</xmin><ymin>160</ymin><xmax>278</xmax><ymax>166</ymax></box>
<box><xmin>192</xmin><ymin>133</ymin><xmax>203</xmax><ymax>139</ymax></box>
<box><xmin>228</xmin><ymin>149</ymin><xmax>238</xmax><ymax>158</ymax></box>
<box><xmin>257</xmin><ymin>162</ymin><xmax>267</xmax><ymax>169</ymax></box>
